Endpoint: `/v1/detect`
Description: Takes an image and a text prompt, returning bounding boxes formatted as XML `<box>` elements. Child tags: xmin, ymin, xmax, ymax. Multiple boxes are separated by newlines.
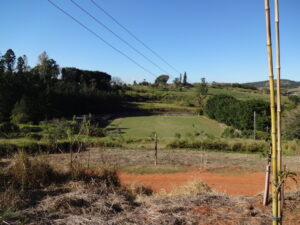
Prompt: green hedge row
<box><xmin>167</xmin><ymin>138</ymin><xmax>268</xmax><ymax>153</ymax></box>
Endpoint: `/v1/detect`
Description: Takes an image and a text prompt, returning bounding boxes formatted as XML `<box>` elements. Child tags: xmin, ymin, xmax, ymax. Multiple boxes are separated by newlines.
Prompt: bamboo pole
<box><xmin>274</xmin><ymin>0</ymin><xmax>283</xmax><ymax>222</ymax></box>
<box><xmin>264</xmin><ymin>0</ymin><xmax>279</xmax><ymax>224</ymax></box>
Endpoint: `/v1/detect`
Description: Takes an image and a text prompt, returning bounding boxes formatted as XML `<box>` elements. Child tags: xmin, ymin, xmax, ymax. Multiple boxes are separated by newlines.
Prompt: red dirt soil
<box><xmin>119</xmin><ymin>167</ymin><xmax>298</xmax><ymax>196</ymax></box>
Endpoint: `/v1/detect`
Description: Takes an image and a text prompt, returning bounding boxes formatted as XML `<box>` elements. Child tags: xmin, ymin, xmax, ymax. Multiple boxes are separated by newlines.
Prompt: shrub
<box><xmin>126</xmin><ymin>183</ymin><xmax>153</xmax><ymax>196</ymax></box>
<box><xmin>172</xmin><ymin>180</ymin><xmax>212</xmax><ymax>196</ymax></box>
<box><xmin>88</xmin><ymin>126</ymin><xmax>106</xmax><ymax>137</ymax></box>
<box><xmin>283</xmin><ymin>140</ymin><xmax>300</xmax><ymax>155</ymax></box>
<box><xmin>0</xmin><ymin>141</ymin><xmax>86</xmax><ymax>157</ymax></box>
<box><xmin>256</xmin><ymin>131</ymin><xmax>270</xmax><ymax>141</ymax></box>
<box><xmin>8</xmin><ymin>151</ymin><xmax>60</xmax><ymax>189</ymax></box>
<box><xmin>283</xmin><ymin>106</ymin><xmax>300</xmax><ymax>139</ymax></box>
<box><xmin>221</xmin><ymin>127</ymin><xmax>241</xmax><ymax>138</ymax></box>
<box><xmin>230</xmin><ymin>142</ymin><xmax>243</xmax><ymax>152</ymax></box>
<box><xmin>26</xmin><ymin>133</ymin><xmax>43</xmax><ymax>140</ymax></box>
<box><xmin>0</xmin><ymin>122</ymin><xmax>20</xmax><ymax>138</ymax></box>
<box><xmin>167</xmin><ymin>138</ymin><xmax>267</xmax><ymax>153</ymax></box>
<box><xmin>20</xmin><ymin>126</ymin><xmax>43</xmax><ymax>133</ymax></box>
<box><xmin>174</xmin><ymin>133</ymin><xmax>181</xmax><ymax>139</ymax></box>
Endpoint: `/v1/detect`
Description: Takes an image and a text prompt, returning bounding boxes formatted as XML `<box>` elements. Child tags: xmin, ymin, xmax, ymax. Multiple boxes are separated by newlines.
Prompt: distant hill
<box><xmin>244</xmin><ymin>79</ymin><xmax>300</xmax><ymax>89</ymax></box>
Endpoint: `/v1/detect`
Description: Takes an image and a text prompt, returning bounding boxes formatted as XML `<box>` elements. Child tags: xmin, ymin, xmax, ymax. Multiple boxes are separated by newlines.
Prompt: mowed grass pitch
<box><xmin>107</xmin><ymin>115</ymin><xmax>226</xmax><ymax>138</ymax></box>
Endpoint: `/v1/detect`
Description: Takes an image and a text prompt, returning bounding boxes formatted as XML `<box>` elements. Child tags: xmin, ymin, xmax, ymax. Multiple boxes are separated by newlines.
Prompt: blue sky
<box><xmin>0</xmin><ymin>0</ymin><xmax>299</xmax><ymax>83</ymax></box>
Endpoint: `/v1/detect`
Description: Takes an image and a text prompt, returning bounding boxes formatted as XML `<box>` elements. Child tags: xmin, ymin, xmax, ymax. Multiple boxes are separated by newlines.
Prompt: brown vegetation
<box><xmin>1</xmin><ymin>150</ymin><xmax>299</xmax><ymax>224</ymax></box>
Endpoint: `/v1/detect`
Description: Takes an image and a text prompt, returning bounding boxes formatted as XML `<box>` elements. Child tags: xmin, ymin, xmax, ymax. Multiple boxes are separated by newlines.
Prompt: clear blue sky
<box><xmin>0</xmin><ymin>0</ymin><xmax>299</xmax><ymax>83</ymax></box>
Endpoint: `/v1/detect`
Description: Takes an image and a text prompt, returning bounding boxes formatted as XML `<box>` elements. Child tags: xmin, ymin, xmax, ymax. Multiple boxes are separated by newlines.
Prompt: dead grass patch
<box><xmin>119</xmin><ymin>164</ymin><xmax>187</xmax><ymax>174</ymax></box>
<box><xmin>206</xmin><ymin>166</ymin><xmax>260</xmax><ymax>176</ymax></box>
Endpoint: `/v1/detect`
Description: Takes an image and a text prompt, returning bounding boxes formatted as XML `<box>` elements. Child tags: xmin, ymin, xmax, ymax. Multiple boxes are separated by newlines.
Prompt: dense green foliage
<box><xmin>284</xmin><ymin>107</ymin><xmax>300</xmax><ymax>139</ymax></box>
<box><xmin>195</xmin><ymin>78</ymin><xmax>208</xmax><ymax>112</ymax></box>
<box><xmin>167</xmin><ymin>138</ymin><xmax>268</xmax><ymax>153</ymax></box>
<box><xmin>205</xmin><ymin>95</ymin><xmax>270</xmax><ymax>131</ymax></box>
<box><xmin>288</xmin><ymin>95</ymin><xmax>300</xmax><ymax>106</ymax></box>
<box><xmin>154</xmin><ymin>74</ymin><xmax>169</xmax><ymax>86</ymax></box>
<box><xmin>0</xmin><ymin>49</ymin><xmax>124</xmax><ymax>123</ymax></box>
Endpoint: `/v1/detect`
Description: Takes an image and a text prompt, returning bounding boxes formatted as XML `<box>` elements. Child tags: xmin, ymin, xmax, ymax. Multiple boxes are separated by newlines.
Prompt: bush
<box><xmin>167</xmin><ymin>138</ymin><xmax>267</xmax><ymax>153</ymax></box>
<box><xmin>221</xmin><ymin>127</ymin><xmax>241</xmax><ymax>138</ymax></box>
<box><xmin>256</xmin><ymin>131</ymin><xmax>270</xmax><ymax>140</ymax></box>
<box><xmin>0</xmin><ymin>122</ymin><xmax>20</xmax><ymax>138</ymax></box>
<box><xmin>0</xmin><ymin>141</ymin><xmax>86</xmax><ymax>157</ymax></box>
<box><xmin>8</xmin><ymin>151</ymin><xmax>60</xmax><ymax>189</ymax></box>
<box><xmin>20</xmin><ymin>126</ymin><xmax>43</xmax><ymax>133</ymax></box>
<box><xmin>88</xmin><ymin>125</ymin><xmax>106</xmax><ymax>137</ymax></box>
<box><xmin>174</xmin><ymin>133</ymin><xmax>181</xmax><ymax>139</ymax></box>
<box><xmin>26</xmin><ymin>133</ymin><xmax>43</xmax><ymax>140</ymax></box>
<box><xmin>284</xmin><ymin>107</ymin><xmax>300</xmax><ymax>139</ymax></box>
<box><xmin>282</xmin><ymin>140</ymin><xmax>300</xmax><ymax>155</ymax></box>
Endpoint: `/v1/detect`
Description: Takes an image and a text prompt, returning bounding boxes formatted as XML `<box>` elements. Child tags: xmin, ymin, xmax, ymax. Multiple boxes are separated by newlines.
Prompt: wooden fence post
<box><xmin>154</xmin><ymin>133</ymin><xmax>158</xmax><ymax>166</ymax></box>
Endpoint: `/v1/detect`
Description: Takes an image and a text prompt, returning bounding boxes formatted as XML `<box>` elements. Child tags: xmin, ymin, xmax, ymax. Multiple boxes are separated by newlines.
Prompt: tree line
<box><xmin>205</xmin><ymin>94</ymin><xmax>270</xmax><ymax>132</ymax></box>
<box><xmin>0</xmin><ymin>49</ymin><xmax>123</xmax><ymax>124</ymax></box>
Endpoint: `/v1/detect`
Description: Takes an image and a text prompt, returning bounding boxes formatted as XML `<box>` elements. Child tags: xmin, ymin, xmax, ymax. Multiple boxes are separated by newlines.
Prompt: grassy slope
<box><xmin>108</xmin><ymin>115</ymin><xmax>225</xmax><ymax>138</ymax></box>
<box><xmin>128</xmin><ymin>86</ymin><xmax>289</xmax><ymax>114</ymax></box>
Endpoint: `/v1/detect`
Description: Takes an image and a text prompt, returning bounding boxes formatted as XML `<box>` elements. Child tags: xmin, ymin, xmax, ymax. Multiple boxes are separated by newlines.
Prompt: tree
<box><xmin>111</xmin><ymin>77</ymin><xmax>124</xmax><ymax>91</ymax></box>
<box><xmin>196</xmin><ymin>77</ymin><xmax>208</xmax><ymax>109</ymax></box>
<box><xmin>139</xmin><ymin>79</ymin><xmax>149</xmax><ymax>86</ymax></box>
<box><xmin>22</xmin><ymin>55</ymin><xmax>30</xmax><ymax>71</ymax></box>
<box><xmin>34</xmin><ymin>51</ymin><xmax>59</xmax><ymax>81</ymax></box>
<box><xmin>16</xmin><ymin>56</ymin><xmax>25</xmax><ymax>73</ymax></box>
<box><xmin>205</xmin><ymin>95</ymin><xmax>270</xmax><ymax>131</ymax></box>
<box><xmin>183</xmin><ymin>72</ymin><xmax>187</xmax><ymax>86</ymax></box>
<box><xmin>179</xmin><ymin>74</ymin><xmax>182</xmax><ymax>84</ymax></box>
<box><xmin>0</xmin><ymin>54</ymin><xmax>5</xmax><ymax>73</ymax></box>
<box><xmin>173</xmin><ymin>77</ymin><xmax>180</xmax><ymax>87</ymax></box>
<box><xmin>3</xmin><ymin>49</ymin><xmax>16</xmax><ymax>72</ymax></box>
<box><xmin>155</xmin><ymin>74</ymin><xmax>169</xmax><ymax>86</ymax></box>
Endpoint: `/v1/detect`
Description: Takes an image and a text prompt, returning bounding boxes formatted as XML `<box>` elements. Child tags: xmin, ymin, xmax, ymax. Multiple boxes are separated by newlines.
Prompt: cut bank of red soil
<box><xmin>119</xmin><ymin>167</ymin><xmax>299</xmax><ymax>196</ymax></box>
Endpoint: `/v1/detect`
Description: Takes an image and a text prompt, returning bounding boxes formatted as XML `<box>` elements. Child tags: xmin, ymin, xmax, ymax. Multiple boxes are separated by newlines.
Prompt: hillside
<box><xmin>244</xmin><ymin>79</ymin><xmax>300</xmax><ymax>89</ymax></box>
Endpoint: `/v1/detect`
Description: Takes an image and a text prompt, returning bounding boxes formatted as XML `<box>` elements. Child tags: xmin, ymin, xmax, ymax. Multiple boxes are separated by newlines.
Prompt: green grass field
<box><xmin>133</xmin><ymin>101</ymin><xmax>196</xmax><ymax>112</ymax></box>
<box><xmin>107</xmin><ymin>115</ymin><xmax>226</xmax><ymax>138</ymax></box>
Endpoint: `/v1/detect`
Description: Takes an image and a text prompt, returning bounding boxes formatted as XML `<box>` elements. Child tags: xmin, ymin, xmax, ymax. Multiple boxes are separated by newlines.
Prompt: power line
<box><xmin>70</xmin><ymin>0</ymin><xmax>170</xmax><ymax>76</ymax></box>
<box><xmin>48</xmin><ymin>0</ymin><xmax>157</xmax><ymax>78</ymax></box>
<box><xmin>90</xmin><ymin>0</ymin><xmax>182</xmax><ymax>75</ymax></box>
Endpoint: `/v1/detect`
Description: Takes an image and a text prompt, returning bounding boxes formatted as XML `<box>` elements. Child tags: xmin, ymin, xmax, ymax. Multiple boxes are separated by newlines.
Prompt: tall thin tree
<box><xmin>3</xmin><ymin>49</ymin><xmax>16</xmax><ymax>72</ymax></box>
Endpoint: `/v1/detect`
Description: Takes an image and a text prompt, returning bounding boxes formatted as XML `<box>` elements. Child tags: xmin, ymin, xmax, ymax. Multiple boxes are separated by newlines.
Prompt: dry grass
<box><xmin>125</xmin><ymin>182</ymin><xmax>153</xmax><ymax>196</ymax></box>
<box><xmin>155</xmin><ymin>180</ymin><xmax>214</xmax><ymax>199</ymax></box>
<box><xmin>0</xmin><ymin>152</ymin><xmax>122</xmax><ymax>216</ymax></box>
<box><xmin>0</xmin><ymin>151</ymin><xmax>299</xmax><ymax>224</ymax></box>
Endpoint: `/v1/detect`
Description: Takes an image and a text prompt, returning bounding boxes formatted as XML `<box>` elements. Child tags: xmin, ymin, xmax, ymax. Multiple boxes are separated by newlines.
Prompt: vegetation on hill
<box><xmin>244</xmin><ymin>79</ymin><xmax>300</xmax><ymax>89</ymax></box>
<box><xmin>205</xmin><ymin>95</ymin><xmax>270</xmax><ymax>132</ymax></box>
<box><xmin>0</xmin><ymin>49</ymin><xmax>124</xmax><ymax>123</ymax></box>
<box><xmin>1</xmin><ymin>48</ymin><xmax>300</xmax><ymax>156</ymax></box>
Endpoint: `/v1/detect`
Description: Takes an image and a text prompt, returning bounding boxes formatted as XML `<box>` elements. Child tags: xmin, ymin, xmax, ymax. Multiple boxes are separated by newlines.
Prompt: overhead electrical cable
<box><xmin>70</xmin><ymin>0</ymin><xmax>171</xmax><ymax>76</ymax></box>
<box><xmin>48</xmin><ymin>0</ymin><xmax>157</xmax><ymax>78</ymax></box>
<box><xmin>90</xmin><ymin>0</ymin><xmax>182</xmax><ymax>76</ymax></box>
